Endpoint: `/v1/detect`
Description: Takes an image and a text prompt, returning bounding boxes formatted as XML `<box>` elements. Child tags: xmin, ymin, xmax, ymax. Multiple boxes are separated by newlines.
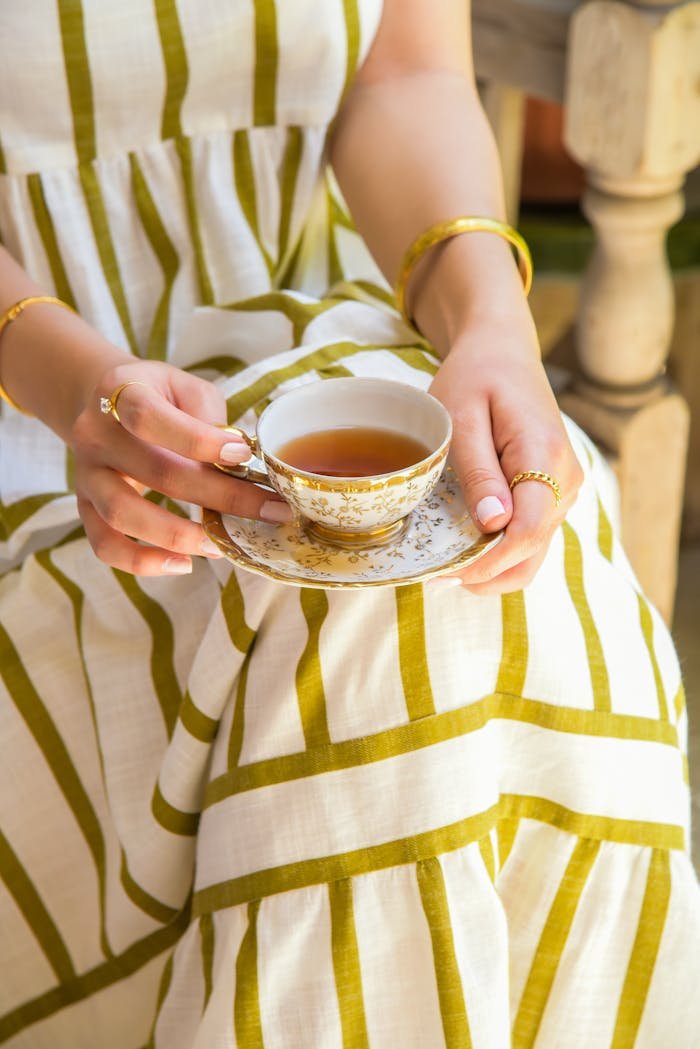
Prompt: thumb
<box><xmin>447</xmin><ymin>399</ymin><xmax>512</xmax><ymax>532</ymax></box>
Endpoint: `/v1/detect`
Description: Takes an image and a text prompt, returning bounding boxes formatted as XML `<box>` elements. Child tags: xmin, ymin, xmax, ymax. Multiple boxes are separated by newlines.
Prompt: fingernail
<box><xmin>163</xmin><ymin>557</ymin><xmax>193</xmax><ymax>575</ymax></box>
<box><xmin>220</xmin><ymin>441</ymin><xmax>249</xmax><ymax>463</ymax></box>
<box><xmin>427</xmin><ymin>576</ymin><xmax>463</xmax><ymax>591</ymax></box>
<box><xmin>475</xmin><ymin>495</ymin><xmax>506</xmax><ymax>525</ymax></box>
<box><xmin>200</xmin><ymin>538</ymin><xmax>223</xmax><ymax>558</ymax></box>
<box><xmin>260</xmin><ymin>500</ymin><xmax>294</xmax><ymax>523</ymax></box>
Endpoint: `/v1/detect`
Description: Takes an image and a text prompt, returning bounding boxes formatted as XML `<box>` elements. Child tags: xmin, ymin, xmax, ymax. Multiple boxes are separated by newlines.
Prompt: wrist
<box><xmin>1</xmin><ymin>302</ymin><xmax>131</xmax><ymax>439</ymax></box>
<box><xmin>411</xmin><ymin>232</ymin><xmax>535</xmax><ymax>356</ymax></box>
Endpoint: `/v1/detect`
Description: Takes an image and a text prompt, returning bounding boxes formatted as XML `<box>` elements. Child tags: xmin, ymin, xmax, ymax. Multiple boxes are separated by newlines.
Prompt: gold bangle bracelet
<box><xmin>395</xmin><ymin>216</ymin><xmax>533</xmax><ymax>327</ymax></box>
<box><xmin>0</xmin><ymin>295</ymin><xmax>75</xmax><ymax>415</ymax></box>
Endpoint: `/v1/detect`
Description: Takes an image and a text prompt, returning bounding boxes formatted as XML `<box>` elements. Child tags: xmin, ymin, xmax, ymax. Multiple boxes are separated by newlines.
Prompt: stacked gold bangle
<box><xmin>0</xmin><ymin>295</ymin><xmax>74</xmax><ymax>415</ymax></box>
<box><xmin>395</xmin><ymin>216</ymin><xmax>533</xmax><ymax>328</ymax></box>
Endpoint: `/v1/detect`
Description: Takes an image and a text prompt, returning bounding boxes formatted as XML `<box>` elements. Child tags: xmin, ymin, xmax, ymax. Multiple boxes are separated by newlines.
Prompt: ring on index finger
<box><xmin>99</xmin><ymin>381</ymin><xmax>149</xmax><ymax>424</ymax></box>
<box><xmin>509</xmin><ymin>470</ymin><xmax>561</xmax><ymax>507</ymax></box>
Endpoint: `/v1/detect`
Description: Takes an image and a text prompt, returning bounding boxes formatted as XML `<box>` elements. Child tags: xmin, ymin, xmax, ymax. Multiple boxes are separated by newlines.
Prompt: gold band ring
<box><xmin>509</xmin><ymin>470</ymin><xmax>561</xmax><ymax>507</ymax></box>
<box><xmin>99</xmin><ymin>380</ymin><xmax>148</xmax><ymax>424</ymax></box>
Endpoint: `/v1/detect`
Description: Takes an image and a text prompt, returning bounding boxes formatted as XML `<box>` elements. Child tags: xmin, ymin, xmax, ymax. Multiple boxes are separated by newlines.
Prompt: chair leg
<box><xmin>559</xmin><ymin>0</ymin><xmax>700</xmax><ymax>622</ymax></box>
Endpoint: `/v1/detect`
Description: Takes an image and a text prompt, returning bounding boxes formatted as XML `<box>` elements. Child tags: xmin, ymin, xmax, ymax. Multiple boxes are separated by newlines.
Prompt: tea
<box><xmin>274</xmin><ymin>426</ymin><xmax>431</xmax><ymax>477</ymax></box>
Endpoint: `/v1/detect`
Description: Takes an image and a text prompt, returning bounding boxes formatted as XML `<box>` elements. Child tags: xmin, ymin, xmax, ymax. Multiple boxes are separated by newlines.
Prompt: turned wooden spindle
<box><xmin>559</xmin><ymin>0</ymin><xmax>700</xmax><ymax>622</ymax></box>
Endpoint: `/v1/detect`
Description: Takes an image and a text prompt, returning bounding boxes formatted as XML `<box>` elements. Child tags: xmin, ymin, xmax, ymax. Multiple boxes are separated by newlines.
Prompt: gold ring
<box><xmin>509</xmin><ymin>470</ymin><xmax>561</xmax><ymax>507</ymax></box>
<box><xmin>99</xmin><ymin>381</ymin><xmax>148</xmax><ymax>424</ymax></box>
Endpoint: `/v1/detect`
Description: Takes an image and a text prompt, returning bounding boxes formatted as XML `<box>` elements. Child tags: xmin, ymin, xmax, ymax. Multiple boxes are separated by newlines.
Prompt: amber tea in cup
<box><xmin>274</xmin><ymin>427</ymin><xmax>431</xmax><ymax>478</ymax></box>
<box><xmin>215</xmin><ymin>377</ymin><xmax>452</xmax><ymax>547</ymax></box>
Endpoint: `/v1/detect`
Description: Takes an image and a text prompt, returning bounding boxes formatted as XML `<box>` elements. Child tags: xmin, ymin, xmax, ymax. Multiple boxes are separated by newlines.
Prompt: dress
<box><xmin>0</xmin><ymin>3</ymin><xmax>699</xmax><ymax>1047</ymax></box>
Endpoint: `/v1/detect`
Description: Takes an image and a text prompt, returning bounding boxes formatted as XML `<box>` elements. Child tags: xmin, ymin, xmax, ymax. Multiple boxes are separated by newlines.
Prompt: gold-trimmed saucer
<box><xmin>203</xmin><ymin>466</ymin><xmax>504</xmax><ymax>589</ymax></box>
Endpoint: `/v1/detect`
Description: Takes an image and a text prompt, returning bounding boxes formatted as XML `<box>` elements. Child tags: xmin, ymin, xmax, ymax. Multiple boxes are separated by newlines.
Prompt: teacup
<box><xmin>216</xmin><ymin>377</ymin><xmax>452</xmax><ymax>548</ymax></box>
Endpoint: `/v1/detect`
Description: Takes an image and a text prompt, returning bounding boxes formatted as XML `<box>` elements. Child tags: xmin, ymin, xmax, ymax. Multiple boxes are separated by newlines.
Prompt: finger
<box><xmin>446</xmin><ymin>398</ymin><xmax>512</xmax><ymax>532</ymax></box>
<box><xmin>78</xmin><ymin>496</ymin><xmax>193</xmax><ymax>577</ymax></box>
<box><xmin>104</xmin><ymin>380</ymin><xmax>251</xmax><ymax>466</ymax></box>
<box><xmin>455</xmin><ymin>480</ymin><xmax>560</xmax><ymax>585</ymax></box>
<box><xmin>461</xmin><ymin>545</ymin><xmax>548</xmax><ymax>595</ymax></box>
<box><xmin>85</xmin><ymin>468</ymin><xmax>224</xmax><ymax>559</ymax></box>
<box><xmin>96</xmin><ymin>434</ymin><xmax>294</xmax><ymax>523</ymax></box>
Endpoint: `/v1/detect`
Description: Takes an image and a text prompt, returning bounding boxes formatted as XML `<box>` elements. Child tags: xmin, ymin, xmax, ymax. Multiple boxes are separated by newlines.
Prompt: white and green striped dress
<box><xmin>0</xmin><ymin>3</ymin><xmax>698</xmax><ymax>1047</ymax></box>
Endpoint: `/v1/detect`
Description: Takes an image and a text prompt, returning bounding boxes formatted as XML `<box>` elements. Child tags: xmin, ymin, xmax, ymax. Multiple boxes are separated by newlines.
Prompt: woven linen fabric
<box><xmin>0</xmin><ymin>2</ymin><xmax>699</xmax><ymax>1047</ymax></box>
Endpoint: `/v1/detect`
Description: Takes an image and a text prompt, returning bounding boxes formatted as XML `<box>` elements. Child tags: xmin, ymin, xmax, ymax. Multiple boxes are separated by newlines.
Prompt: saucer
<box><xmin>202</xmin><ymin>466</ymin><xmax>504</xmax><ymax>589</ymax></box>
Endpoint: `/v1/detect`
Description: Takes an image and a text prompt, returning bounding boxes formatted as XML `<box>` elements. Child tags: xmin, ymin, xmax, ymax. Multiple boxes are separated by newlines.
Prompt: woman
<box><xmin>0</xmin><ymin>1</ymin><xmax>697</xmax><ymax>1046</ymax></box>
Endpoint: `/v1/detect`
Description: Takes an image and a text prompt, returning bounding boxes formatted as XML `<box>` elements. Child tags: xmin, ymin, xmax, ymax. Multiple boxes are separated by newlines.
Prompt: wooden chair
<box><xmin>473</xmin><ymin>0</ymin><xmax>700</xmax><ymax>623</ymax></box>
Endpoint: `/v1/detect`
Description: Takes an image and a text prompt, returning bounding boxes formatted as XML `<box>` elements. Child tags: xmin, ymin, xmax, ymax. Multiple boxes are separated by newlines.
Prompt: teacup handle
<box><xmin>213</xmin><ymin>425</ymin><xmax>272</xmax><ymax>488</ymax></box>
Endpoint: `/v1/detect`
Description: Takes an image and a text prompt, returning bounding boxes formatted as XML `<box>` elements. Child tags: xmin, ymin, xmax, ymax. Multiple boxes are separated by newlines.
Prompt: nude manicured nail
<box><xmin>220</xmin><ymin>441</ymin><xmax>249</xmax><ymax>463</ymax></box>
<box><xmin>475</xmin><ymin>495</ymin><xmax>506</xmax><ymax>525</ymax></box>
<box><xmin>260</xmin><ymin>500</ymin><xmax>294</xmax><ymax>523</ymax></box>
<box><xmin>427</xmin><ymin>576</ymin><xmax>463</xmax><ymax>591</ymax></box>
<box><xmin>163</xmin><ymin>557</ymin><xmax>193</xmax><ymax>575</ymax></box>
<box><xmin>200</xmin><ymin>538</ymin><xmax>223</xmax><ymax>558</ymax></box>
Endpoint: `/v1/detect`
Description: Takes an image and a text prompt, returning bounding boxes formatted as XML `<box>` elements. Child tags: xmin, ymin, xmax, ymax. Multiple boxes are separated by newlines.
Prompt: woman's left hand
<box><xmin>428</xmin><ymin>319</ymin><xmax>584</xmax><ymax>594</ymax></box>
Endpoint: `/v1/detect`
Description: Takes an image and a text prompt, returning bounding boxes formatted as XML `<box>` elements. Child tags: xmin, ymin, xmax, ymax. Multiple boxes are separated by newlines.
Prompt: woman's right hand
<box><xmin>70</xmin><ymin>359</ymin><xmax>293</xmax><ymax>576</ymax></box>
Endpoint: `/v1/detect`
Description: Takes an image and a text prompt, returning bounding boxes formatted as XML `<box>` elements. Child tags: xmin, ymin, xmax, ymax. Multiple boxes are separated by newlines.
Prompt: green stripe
<box><xmin>233</xmin><ymin>130</ymin><xmax>274</xmax><ymax>275</ymax></box>
<box><xmin>79</xmin><ymin>165</ymin><xmax>139</xmax><ymax>354</ymax></box>
<box><xmin>0</xmin><ymin>493</ymin><xmax>68</xmax><ymax>541</ymax></box>
<box><xmin>27</xmin><ymin>174</ymin><xmax>78</xmax><ymax>307</ymax></box>
<box><xmin>220</xmin><ymin>570</ymin><xmax>256</xmax><ymax>653</ymax></box>
<box><xmin>151</xmin><ymin>782</ymin><xmax>200</xmax><ymax>837</ymax></box>
<box><xmin>637</xmin><ymin>593</ymin><xmax>669</xmax><ymax>722</ymax></box>
<box><xmin>0</xmin><ymin>829</ymin><xmax>76</xmax><ymax>982</ymax></box>
<box><xmin>228</xmin><ymin>645</ymin><xmax>254</xmax><ymax>770</ymax></box>
<box><xmin>610</xmin><ymin>849</ymin><xmax>671</xmax><ymax>1048</ymax></box>
<box><xmin>193</xmin><ymin>795</ymin><xmax>682</xmax><ymax>916</ymax></box>
<box><xmin>153</xmin><ymin>0</ymin><xmax>188</xmax><ymax>140</ymax></box>
<box><xmin>0</xmin><ymin>134</ymin><xmax>6</xmax><ymax>174</ymax></box>
<box><xmin>0</xmin><ymin>905</ymin><xmax>189</xmax><ymax>1043</ymax></box>
<box><xmin>0</xmin><ymin>621</ymin><xmax>113</xmax><ymax>957</ymax></box>
<box><xmin>205</xmin><ymin>690</ymin><xmax>680</xmax><ymax>806</ymax></box>
<box><xmin>341</xmin><ymin>0</ymin><xmax>361</xmax><ymax>98</ymax></box>
<box><xmin>395</xmin><ymin>585</ymin><xmax>435</xmax><ymax>719</ymax></box>
<box><xmin>253</xmin><ymin>0</ymin><xmax>278</xmax><ymax>126</ymax></box>
<box><xmin>113</xmin><ymin>571</ymin><xmax>181</xmax><ymax>735</ymax></box>
<box><xmin>184</xmin><ymin>354</ymin><xmax>248</xmax><ymax>377</ymax></box>
<box><xmin>146</xmin><ymin>952</ymin><xmax>174</xmax><ymax>1049</ymax></box>
<box><xmin>296</xmin><ymin>589</ymin><xmax>332</xmax><ymax>748</ymax></box>
<box><xmin>129</xmin><ymin>154</ymin><xmax>179</xmax><ymax>360</ymax></box>
<box><xmin>224</xmin><ymin>341</ymin><xmax>427</xmax><ymax>421</ymax></box>
<box><xmin>234</xmin><ymin>900</ymin><xmax>265</xmax><ymax>1049</ymax></box>
<box><xmin>34</xmin><ymin>548</ymin><xmax>114</xmax><ymax>957</ymax></box>
<box><xmin>417</xmin><ymin>857</ymin><xmax>473</xmax><ymax>1049</ymax></box>
<box><xmin>175</xmin><ymin>136</ymin><xmax>214</xmax><ymax>305</ymax></box>
<box><xmin>673</xmin><ymin>683</ymin><xmax>685</xmax><ymax>723</ymax></box>
<box><xmin>328</xmin><ymin>879</ymin><xmax>370</xmax><ymax>1049</ymax></box>
<box><xmin>496</xmin><ymin>818</ymin><xmax>519</xmax><ymax>873</ymax></box>
<box><xmin>180</xmin><ymin>691</ymin><xmax>219</xmax><ymax>744</ymax></box>
<box><xmin>512</xmin><ymin>837</ymin><xmax>600</xmax><ymax>1047</ymax></box>
<box><xmin>328</xmin><ymin>193</ymin><xmax>344</xmax><ymax>287</ymax></box>
<box><xmin>276</xmin><ymin>126</ymin><xmax>304</xmax><ymax>277</ymax></box>
<box><xmin>351</xmin><ymin>279</ymin><xmax>397</xmax><ymax>309</ymax></box>
<box><xmin>495</xmin><ymin>591</ymin><xmax>528</xmax><ymax>696</ymax></box>
<box><xmin>57</xmin><ymin>0</ymin><xmax>96</xmax><ymax>164</ymax></box>
<box><xmin>120</xmin><ymin>853</ymin><xmax>179</xmax><ymax>925</ymax></box>
<box><xmin>562</xmin><ymin>521</ymin><xmax>611</xmax><ymax>712</ymax></box>
<box><xmin>597</xmin><ymin>496</ymin><xmax>614</xmax><ymax>561</ymax></box>
<box><xmin>199</xmin><ymin>913</ymin><xmax>215</xmax><ymax>1011</ymax></box>
<box><xmin>228</xmin><ymin>290</ymin><xmax>337</xmax><ymax>344</ymax></box>
<box><xmin>386</xmin><ymin>346</ymin><xmax>438</xmax><ymax>375</ymax></box>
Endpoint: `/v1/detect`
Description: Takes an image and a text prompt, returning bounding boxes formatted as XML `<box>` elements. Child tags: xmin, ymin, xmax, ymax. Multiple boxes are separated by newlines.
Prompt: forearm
<box><xmin>0</xmin><ymin>247</ymin><xmax>129</xmax><ymax>439</ymax></box>
<box><xmin>330</xmin><ymin>71</ymin><xmax>535</xmax><ymax>354</ymax></box>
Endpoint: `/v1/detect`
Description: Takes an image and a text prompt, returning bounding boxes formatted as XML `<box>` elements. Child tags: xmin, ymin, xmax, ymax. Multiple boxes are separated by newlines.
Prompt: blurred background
<box><xmin>471</xmin><ymin>0</ymin><xmax>700</xmax><ymax>870</ymax></box>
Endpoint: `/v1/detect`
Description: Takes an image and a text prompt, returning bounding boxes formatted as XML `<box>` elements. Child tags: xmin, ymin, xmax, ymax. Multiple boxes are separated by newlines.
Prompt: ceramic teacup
<box><xmin>216</xmin><ymin>377</ymin><xmax>452</xmax><ymax>548</ymax></box>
